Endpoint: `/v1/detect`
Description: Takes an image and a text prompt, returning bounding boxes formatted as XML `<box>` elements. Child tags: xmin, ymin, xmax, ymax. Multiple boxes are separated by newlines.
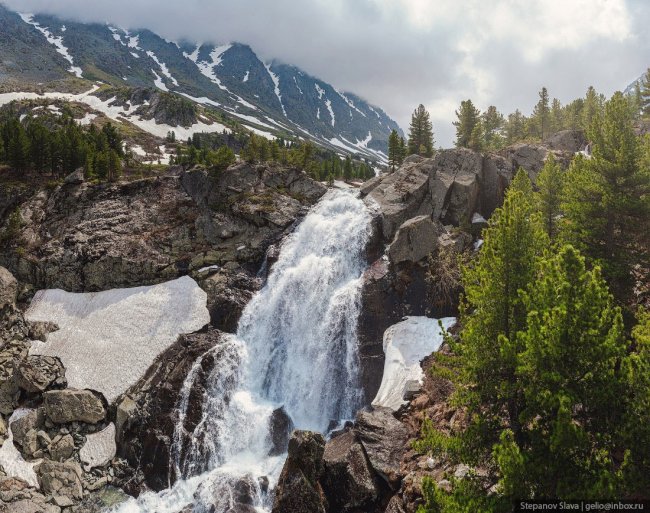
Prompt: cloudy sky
<box><xmin>5</xmin><ymin>0</ymin><xmax>649</xmax><ymax>146</ymax></box>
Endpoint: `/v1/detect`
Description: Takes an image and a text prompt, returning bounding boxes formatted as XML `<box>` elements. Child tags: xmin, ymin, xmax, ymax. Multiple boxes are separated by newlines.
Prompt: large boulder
<box><xmin>365</xmin><ymin>156</ymin><xmax>434</xmax><ymax>240</ymax></box>
<box><xmin>10</xmin><ymin>408</ymin><xmax>45</xmax><ymax>447</ymax></box>
<box><xmin>42</xmin><ymin>389</ymin><xmax>106</xmax><ymax>424</ymax></box>
<box><xmin>321</xmin><ymin>430</ymin><xmax>379</xmax><ymax>511</ymax></box>
<box><xmin>544</xmin><ymin>129</ymin><xmax>587</xmax><ymax>153</ymax></box>
<box><xmin>14</xmin><ymin>356</ymin><xmax>66</xmax><ymax>393</ymax></box>
<box><xmin>354</xmin><ymin>408</ymin><xmax>410</xmax><ymax>489</ymax></box>
<box><xmin>387</xmin><ymin>216</ymin><xmax>442</xmax><ymax>264</ymax></box>
<box><xmin>499</xmin><ymin>143</ymin><xmax>548</xmax><ymax>182</ymax></box>
<box><xmin>272</xmin><ymin>431</ymin><xmax>327</xmax><ymax>513</ymax></box>
<box><xmin>268</xmin><ymin>407</ymin><xmax>294</xmax><ymax>456</ymax></box>
<box><xmin>0</xmin><ymin>267</ymin><xmax>17</xmax><ymax>310</ymax></box>
<box><xmin>429</xmin><ymin>149</ymin><xmax>482</xmax><ymax>226</ymax></box>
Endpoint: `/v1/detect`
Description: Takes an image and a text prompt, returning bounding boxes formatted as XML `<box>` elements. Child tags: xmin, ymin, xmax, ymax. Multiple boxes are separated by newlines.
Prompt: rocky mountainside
<box><xmin>0</xmin><ymin>4</ymin><xmax>400</xmax><ymax>161</ymax></box>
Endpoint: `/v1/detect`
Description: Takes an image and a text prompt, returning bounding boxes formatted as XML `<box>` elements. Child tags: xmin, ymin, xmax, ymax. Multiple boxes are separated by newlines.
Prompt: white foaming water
<box><xmin>112</xmin><ymin>189</ymin><xmax>372</xmax><ymax>513</ymax></box>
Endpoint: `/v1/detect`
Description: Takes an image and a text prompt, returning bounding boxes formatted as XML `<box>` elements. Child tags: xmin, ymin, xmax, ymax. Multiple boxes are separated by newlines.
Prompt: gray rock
<box><xmin>384</xmin><ymin>495</ymin><xmax>407</xmax><ymax>513</ymax></box>
<box><xmin>14</xmin><ymin>356</ymin><xmax>66</xmax><ymax>393</ymax></box>
<box><xmin>0</xmin><ymin>267</ymin><xmax>17</xmax><ymax>310</ymax></box>
<box><xmin>27</xmin><ymin>321</ymin><xmax>59</xmax><ymax>342</ymax></box>
<box><xmin>48</xmin><ymin>434</ymin><xmax>75</xmax><ymax>462</ymax></box>
<box><xmin>429</xmin><ymin>149</ymin><xmax>481</xmax><ymax>226</ymax></box>
<box><xmin>321</xmin><ymin>430</ymin><xmax>378</xmax><ymax>511</ymax></box>
<box><xmin>544</xmin><ymin>129</ymin><xmax>587</xmax><ymax>153</ymax></box>
<box><xmin>63</xmin><ymin>168</ymin><xmax>85</xmax><ymax>185</ymax></box>
<box><xmin>354</xmin><ymin>407</ymin><xmax>410</xmax><ymax>489</ymax></box>
<box><xmin>43</xmin><ymin>389</ymin><xmax>106</xmax><ymax>424</ymax></box>
<box><xmin>11</xmin><ymin>408</ymin><xmax>45</xmax><ymax>447</ymax></box>
<box><xmin>388</xmin><ymin>216</ymin><xmax>441</xmax><ymax>264</ymax></box>
<box><xmin>37</xmin><ymin>460</ymin><xmax>83</xmax><ymax>500</ymax></box>
<box><xmin>367</xmin><ymin>157</ymin><xmax>434</xmax><ymax>240</ymax></box>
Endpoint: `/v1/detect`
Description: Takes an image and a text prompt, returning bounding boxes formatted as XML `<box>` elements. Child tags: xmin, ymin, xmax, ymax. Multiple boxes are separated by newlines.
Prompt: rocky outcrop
<box><xmin>357</xmin><ymin>136</ymin><xmax>581</xmax><ymax>402</ymax></box>
<box><xmin>118</xmin><ymin>329</ymin><xmax>227</xmax><ymax>492</ymax></box>
<box><xmin>36</xmin><ymin>460</ymin><xmax>83</xmax><ymax>500</ymax></box>
<box><xmin>0</xmin><ymin>163</ymin><xmax>326</xmax><ymax>293</ymax></box>
<box><xmin>272</xmin><ymin>431</ymin><xmax>327</xmax><ymax>513</ymax></box>
<box><xmin>274</xmin><ymin>407</ymin><xmax>412</xmax><ymax>513</ymax></box>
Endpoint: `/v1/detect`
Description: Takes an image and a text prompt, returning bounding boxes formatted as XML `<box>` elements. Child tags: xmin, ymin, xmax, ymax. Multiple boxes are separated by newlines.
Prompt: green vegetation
<box><xmin>0</xmin><ymin>112</ymin><xmax>124</xmax><ymax>181</ymax></box>
<box><xmin>408</xmin><ymin>104</ymin><xmax>435</xmax><ymax>157</ymax></box>
<box><xmin>388</xmin><ymin>129</ymin><xmax>406</xmax><ymax>171</ymax></box>
<box><xmin>416</xmin><ymin>90</ymin><xmax>650</xmax><ymax>511</ymax></box>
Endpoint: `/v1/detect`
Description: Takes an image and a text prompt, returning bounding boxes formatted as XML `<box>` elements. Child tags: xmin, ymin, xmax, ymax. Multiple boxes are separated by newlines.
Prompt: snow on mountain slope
<box><xmin>19</xmin><ymin>13</ymin><xmax>83</xmax><ymax>78</ymax></box>
<box><xmin>1</xmin><ymin>4</ymin><xmax>402</xmax><ymax>161</ymax></box>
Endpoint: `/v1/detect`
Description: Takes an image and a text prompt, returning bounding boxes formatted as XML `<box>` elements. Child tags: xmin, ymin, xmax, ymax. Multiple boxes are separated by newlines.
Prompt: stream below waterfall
<box><xmin>111</xmin><ymin>188</ymin><xmax>373</xmax><ymax>513</ymax></box>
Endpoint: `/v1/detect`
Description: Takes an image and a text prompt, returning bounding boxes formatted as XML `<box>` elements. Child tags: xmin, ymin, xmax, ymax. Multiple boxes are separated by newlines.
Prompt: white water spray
<box><xmin>112</xmin><ymin>189</ymin><xmax>372</xmax><ymax>513</ymax></box>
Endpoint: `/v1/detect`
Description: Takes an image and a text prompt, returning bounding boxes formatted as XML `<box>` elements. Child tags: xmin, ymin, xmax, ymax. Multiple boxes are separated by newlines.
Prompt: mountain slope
<box><xmin>0</xmin><ymin>4</ymin><xmax>402</xmax><ymax>161</ymax></box>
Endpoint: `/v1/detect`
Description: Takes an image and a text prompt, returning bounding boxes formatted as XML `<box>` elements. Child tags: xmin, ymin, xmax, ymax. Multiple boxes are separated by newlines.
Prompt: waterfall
<box><xmin>112</xmin><ymin>188</ymin><xmax>372</xmax><ymax>513</ymax></box>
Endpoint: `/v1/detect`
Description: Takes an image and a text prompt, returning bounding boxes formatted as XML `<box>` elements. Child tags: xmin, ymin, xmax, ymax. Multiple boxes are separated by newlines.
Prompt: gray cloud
<box><xmin>3</xmin><ymin>0</ymin><xmax>648</xmax><ymax>147</ymax></box>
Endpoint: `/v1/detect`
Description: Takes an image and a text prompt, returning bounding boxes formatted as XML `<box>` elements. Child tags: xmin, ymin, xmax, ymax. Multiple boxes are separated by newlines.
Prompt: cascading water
<box><xmin>112</xmin><ymin>188</ymin><xmax>373</xmax><ymax>513</ymax></box>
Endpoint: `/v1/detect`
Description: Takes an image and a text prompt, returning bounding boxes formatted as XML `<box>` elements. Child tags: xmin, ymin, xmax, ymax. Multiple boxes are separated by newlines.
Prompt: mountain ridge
<box><xmin>0</xmin><ymin>4</ymin><xmax>401</xmax><ymax>161</ymax></box>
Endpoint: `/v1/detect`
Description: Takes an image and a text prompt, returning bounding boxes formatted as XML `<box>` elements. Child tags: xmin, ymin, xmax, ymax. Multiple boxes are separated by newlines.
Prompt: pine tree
<box><xmin>534</xmin><ymin>154</ymin><xmax>563</xmax><ymax>241</ymax></box>
<box><xmin>448</xmin><ymin>170</ymin><xmax>547</xmax><ymax>451</ymax></box>
<box><xmin>640</xmin><ymin>68</ymin><xmax>650</xmax><ymax>117</ymax></box>
<box><xmin>495</xmin><ymin>246</ymin><xmax>626</xmax><ymax>499</ymax></box>
<box><xmin>398</xmin><ymin>136</ymin><xmax>406</xmax><ymax>164</ymax></box>
<box><xmin>454</xmin><ymin>99</ymin><xmax>480</xmax><ymax>149</ymax></box>
<box><xmin>482</xmin><ymin>105</ymin><xmax>504</xmax><ymax>149</ymax></box>
<box><xmin>533</xmin><ymin>87</ymin><xmax>550</xmax><ymax>140</ymax></box>
<box><xmin>550</xmin><ymin>98</ymin><xmax>563</xmax><ymax>134</ymax></box>
<box><xmin>561</xmin><ymin>91</ymin><xmax>650</xmax><ymax>301</ymax></box>
<box><xmin>583</xmin><ymin>86</ymin><xmax>602</xmax><ymax>130</ymax></box>
<box><xmin>343</xmin><ymin>156</ymin><xmax>353</xmax><ymax>180</ymax></box>
<box><xmin>8</xmin><ymin>121</ymin><xmax>30</xmax><ymax>172</ymax></box>
<box><xmin>388</xmin><ymin>129</ymin><xmax>401</xmax><ymax>171</ymax></box>
<box><xmin>407</xmin><ymin>104</ymin><xmax>434</xmax><ymax>157</ymax></box>
<box><xmin>505</xmin><ymin>109</ymin><xmax>525</xmax><ymax>144</ymax></box>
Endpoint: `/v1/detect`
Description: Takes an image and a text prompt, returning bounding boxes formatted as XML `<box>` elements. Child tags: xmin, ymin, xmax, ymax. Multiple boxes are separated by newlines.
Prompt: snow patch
<box><xmin>193</xmin><ymin>44</ymin><xmax>232</xmax><ymax>92</ymax></box>
<box><xmin>151</xmin><ymin>70</ymin><xmax>168</xmax><ymax>91</ymax></box>
<box><xmin>26</xmin><ymin>276</ymin><xmax>210</xmax><ymax>404</ymax></box>
<box><xmin>336</xmin><ymin>90</ymin><xmax>366</xmax><ymax>117</ymax></box>
<box><xmin>315</xmin><ymin>83</ymin><xmax>325</xmax><ymax>100</ymax></box>
<box><xmin>243</xmin><ymin>70</ymin><xmax>250</xmax><ymax>82</ymax></box>
<box><xmin>293</xmin><ymin>76</ymin><xmax>303</xmax><ymax>95</ymax></box>
<box><xmin>147</xmin><ymin>51</ymin><xmax>178</xmax><ymax>87</ymax></box>
<box><xmin>79</xmin><ymin>423</ymin><xmax>117</xmax><ymax>471</ymax></box>
<box><xmin>325</xmin><ymin>99</ymin><xmax>335</xmax><ymax>127</ymax></box>
<box><xmin>20</xmin><ymin>13</ymin><xmax>83</xmax><ymax>78</ymax></box>
<box><xmin>372</xmin><ymin>317</ymin><xmax>456</xmax><ymax>411</ymax></box>
<box><xmin>265</xmin><ymin>64</ymin><xmax>287</xmax><ymax>116</ymax></box>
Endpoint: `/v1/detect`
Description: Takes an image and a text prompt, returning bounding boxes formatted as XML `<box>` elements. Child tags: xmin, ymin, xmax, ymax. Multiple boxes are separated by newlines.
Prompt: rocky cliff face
<box><xmin>356</xmin><ymin>135</ymin><xmax>581</xmax><ymax>406</ymax></box>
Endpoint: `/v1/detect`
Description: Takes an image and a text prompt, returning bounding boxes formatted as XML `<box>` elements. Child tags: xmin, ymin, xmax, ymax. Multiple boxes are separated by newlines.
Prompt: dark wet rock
<box><xmin>268</xmin><ymin>407</ymin><xmax>294</xmax><ymax>456</ymax></box>
<box><xmin>43</xmin><ymin>389</ymin><xmax>106</xmax><ymax>424</ymax></box>
<box><xmin>14</xmin><ymin>356</ymin><xmax>66</xmax><ymax>393</ymax></box>
<box><xmin>119</xmin><ymin>329</ymin><xmax>226</xmax><ymax>491</ymax></box>
<box><xmin>272</xmin><ymin>431</ymin><xmax>327</xmax><ymax>513</ymax></box>
<box><xmin>321</xmin><ymin>430</ymin><xmax>379</xmax><ymax>511</ymax></box>
<box><xmin>354</xmin><ymin>408</ymin><xmax>410</xmax><ymax>490</ymax></box>
<box><xmin>200</xmin><ymin>266</ymin><xmax>260</xmax><ymax>333</ymax></box>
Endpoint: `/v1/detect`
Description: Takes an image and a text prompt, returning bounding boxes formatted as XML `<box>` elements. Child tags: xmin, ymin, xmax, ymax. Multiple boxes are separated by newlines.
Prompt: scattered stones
<box><xmin>36</xmin><ymin>460</ymin><xmax>83</xmax><ymax>500</ymax></box>
<box><xmin>43</xmin><ymin>389</ymin><xmax>106</xmax><ymax>424</ymax></box>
